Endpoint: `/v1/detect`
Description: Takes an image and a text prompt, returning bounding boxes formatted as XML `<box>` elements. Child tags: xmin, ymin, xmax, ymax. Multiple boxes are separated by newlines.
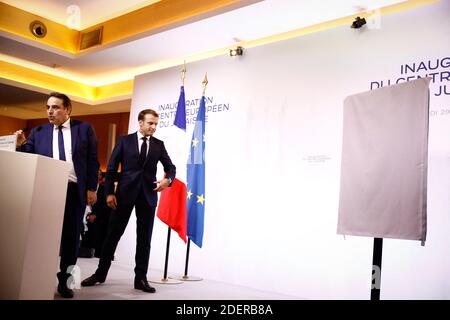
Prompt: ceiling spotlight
<box><xmin>229</xmin><ymin>46</ymin><xmax>243</xmax><ymax>57</ymax></box>
<box><xmin>29</xmin><ymin>20</ymin><xmax>47</xmax><ymax>38</ymax></box>
<box><xmin>351</xmin><ymin>16</ymin><xmax>367</xmax><ymax>29</ymax></box>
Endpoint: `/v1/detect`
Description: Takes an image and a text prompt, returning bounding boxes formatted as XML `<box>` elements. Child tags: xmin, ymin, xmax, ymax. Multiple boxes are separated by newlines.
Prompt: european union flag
<box><xmin>186</xmin><ymin>95</ymin><xmax>206</xmax><ymax>248</ymax></box>
<box><xmin>173</xmin><ymin>86</ymin><xmax>186</xmax><ymax>130</ymax></box>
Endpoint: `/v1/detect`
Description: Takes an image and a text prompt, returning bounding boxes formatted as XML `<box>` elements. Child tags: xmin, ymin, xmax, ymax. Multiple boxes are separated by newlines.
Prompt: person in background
<box><xmin>79</xmin><ymin>170</ymin><xmax>113</xmax><ymax>259</ymax></box>
<box><xmin>78</xmin><ymin>205</ymin><xmax>95</xmax><ymax>258</ymax></box>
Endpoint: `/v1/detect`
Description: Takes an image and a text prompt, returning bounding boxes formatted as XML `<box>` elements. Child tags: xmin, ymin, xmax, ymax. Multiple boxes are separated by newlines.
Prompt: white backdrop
<box><xmin>114</xmin><ymin>0</ymin><xmax>450</xmax><ymax>299</ymax></box>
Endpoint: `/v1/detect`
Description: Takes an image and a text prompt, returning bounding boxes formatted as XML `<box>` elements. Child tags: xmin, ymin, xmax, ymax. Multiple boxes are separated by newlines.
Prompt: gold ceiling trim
<box><xmin>0</xmin><ymin>0</ymin><xmax>439</xmax><ymax>103</ymax></box>
<box><xmin>0</xmin><ymin>0</ymin><xmax>260</xmax><ymax>55</ymax></box>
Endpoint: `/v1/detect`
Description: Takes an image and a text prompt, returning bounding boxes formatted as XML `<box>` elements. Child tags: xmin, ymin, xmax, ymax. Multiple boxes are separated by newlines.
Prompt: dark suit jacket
<box><xmin>19</xmin><ymin>119</ymin><xmax>99</xmax><ymax>205</ymax></box>
<box><xmin>105</xmin><ymin>132</ymin><xmax>176</xmax><ymax>206</ymax></box>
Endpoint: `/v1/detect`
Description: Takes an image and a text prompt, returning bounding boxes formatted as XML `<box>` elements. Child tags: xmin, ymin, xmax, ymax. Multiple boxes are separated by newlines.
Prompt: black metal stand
<box><xmin>163</xmin><ymin>226</ymin><xmax>171</xmax><ymax>280</ymax></box>
<box><xmin>171</xmin><ymin>238</ymin><xmax>202</xmax><ymax>281</ymax></box>
<box><xmin>149</xmin><ymin>226</ymin><xmax>182</xmax><ymax>284</ymax></box>
<box><xmin>184</xmin><ymin>239</ymin><xmax>191</xmax><ymax>278</ymax></box>
<box><xmin>371</xmin><ymin>237</ymin><xmax>383</xmax><ymax>300</ymax></box>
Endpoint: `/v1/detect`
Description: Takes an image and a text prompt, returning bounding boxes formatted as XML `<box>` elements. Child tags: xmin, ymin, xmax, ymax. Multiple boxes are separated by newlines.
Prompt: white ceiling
<box><xmin>0</xmin><ymin>0</ymin><xmax>407</xmax><ymax>86</ymax></box>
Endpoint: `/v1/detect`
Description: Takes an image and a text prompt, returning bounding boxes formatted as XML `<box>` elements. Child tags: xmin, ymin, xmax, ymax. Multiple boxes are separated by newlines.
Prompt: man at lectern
<box><xmin>15</xmin><ymin>92</ymin><xmax>99</xmax><ymax>298</ymax></box>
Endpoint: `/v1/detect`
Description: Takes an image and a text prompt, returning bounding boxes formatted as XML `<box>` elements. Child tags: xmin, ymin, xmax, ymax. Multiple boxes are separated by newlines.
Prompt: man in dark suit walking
<box><xmin>15</xmin><ymin>92</ymin><xmax>99</xmax><ymax>298</ymax></box>
<box><xmin>81</xmin><ymin>109</ymin><xmax>176</xmax><ymax>293</ymax></box>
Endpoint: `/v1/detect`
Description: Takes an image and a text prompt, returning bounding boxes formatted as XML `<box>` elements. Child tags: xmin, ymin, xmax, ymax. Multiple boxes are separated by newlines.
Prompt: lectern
<box><xmin>0</xmin><ymin>150</ymin><xmax>69</xmax><ymax>299</ymax></box>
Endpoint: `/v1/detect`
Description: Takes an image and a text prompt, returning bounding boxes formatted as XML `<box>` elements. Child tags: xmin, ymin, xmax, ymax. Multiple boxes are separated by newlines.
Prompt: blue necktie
<box><xmin>58</xmin><ymin>125</ymin><xmax>66</xmax><ymax>161</ymax></box>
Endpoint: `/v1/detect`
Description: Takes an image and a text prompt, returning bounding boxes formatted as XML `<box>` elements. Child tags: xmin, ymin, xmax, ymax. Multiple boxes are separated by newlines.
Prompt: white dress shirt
<box><xmin>137</xmin><ymin>131</ymin><xmax>149</xmax><ymax>156</ymax></box>
<box><xmin>53</xmin><ymin>118</ymin><xmax>77</xmax><ymax>183</ymax></box>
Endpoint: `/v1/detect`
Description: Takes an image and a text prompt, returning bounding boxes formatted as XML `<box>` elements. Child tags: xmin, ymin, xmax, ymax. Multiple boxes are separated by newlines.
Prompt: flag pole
<box><xmin>177</xmin><ymin>238</ymin><xmax>202</xmax><ymax>281</ymax></box>
<box><xmin>184</xmin><ymin>239</ymin><xmax>191</xmax><ymax>278</ymax></box>
<box><xmin>202</xmin><ymin>72</ymin><xmax>208</xmax><ymax>95</ymax></box>
<box><xmin>175</xmin><ymin>73</ymin><xmax>208</xmax><ymax>282</ymax></box>
<box><xmin>149</xmin><ymin>226</ymin><xmax>182</xmax><ymax>284</ymax></box>
<box><xmin>149</xmin><ymin>64</ymin><xmax>189</xmax><ymax>285</ymax></box>
<box><xmin>182</xmin><ymin>61</ymin><xmax>186</xmax><ymax>86</ymax></box>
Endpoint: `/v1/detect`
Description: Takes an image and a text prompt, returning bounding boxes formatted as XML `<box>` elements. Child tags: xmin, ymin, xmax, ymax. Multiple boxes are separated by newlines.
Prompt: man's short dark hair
<box><xmin>49</xmin><ymin>92</ymin><xmax>72</xmax><ymax>108</ymax></box>
<box><xmin>138</xmin><ymin>109</ymin><xmax>159</xmax><ymax>121</ymax></box>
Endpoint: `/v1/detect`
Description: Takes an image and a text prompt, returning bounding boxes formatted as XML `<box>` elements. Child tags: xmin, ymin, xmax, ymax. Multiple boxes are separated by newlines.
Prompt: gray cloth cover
<box><xmin>337</xmin><ymin>78</ymin><xmax>430</xmax><ymax>241</ymax></box>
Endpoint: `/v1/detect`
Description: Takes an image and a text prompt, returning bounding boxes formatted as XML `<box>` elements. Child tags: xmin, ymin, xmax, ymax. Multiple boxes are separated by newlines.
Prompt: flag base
<box><xmin>149</xmin><ymin>277</ymin><xmax>183</xmax><ymax>284</ymax></box>
<box><xmin>170</xmin><ymin>275</ymin><xmax>203</xmax><ymax>281</ymax></box>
